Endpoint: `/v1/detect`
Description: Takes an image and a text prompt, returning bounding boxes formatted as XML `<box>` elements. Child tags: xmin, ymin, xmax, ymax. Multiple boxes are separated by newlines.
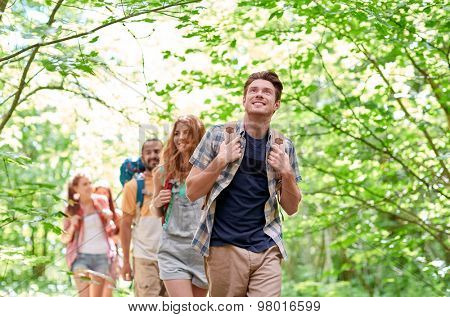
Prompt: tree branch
<box><xmin>308</xmin><ymin>19</ymin><xmax>449</xmax><ymax>180</ymax></box>
<box><xmin>314</xmin><ymin>189</ymin><xmax>449</xmax><ymax>253</ymax></box>
<box><xmin>0</xmin><ymin>0</ymin><xmax>64</xmax><ymax>134</ymax></box>
<box><xmin>292</xmin><ymin>95</ymin><xmax>449</xmax><ymax>199</ymax></box>
<box><xmin>404</xmin><ymin>48</ymin><xmax>450</xmax><ymax>129</ymax></box>
<box><xmin>0</xmin><ymin>0</ymin><xmax>200</xmax><ymax>63</ymax></box>
<box><xmin>314</xmin><ymin>43</ymin><xmax>447</xmax><ymax>184</ymax></box>
<box><xmin>17</xmin><ymin>84</ymin><xmax>64</xmax><ymax>105</ymax></box>
<box><xmin>357</xmin><ymin>43</ymin><xmax>449</xmax><ymax>179</ymax></box>
<box><xmin>314</xmin><ymin>44</ymin><xmax>392</xmax><ymax>150</ymax></box>
<box><xmin>1</xmin><ymin>0</ymin><xmax>198</xmax><ymax>132</ymax></box>
<box><xmin>0</xmin><ymin>48</ymin><xmax>39</xmax><ymax>133</ymax></box>
<box><xmin>72</xmin><ymin>77</ymin><xmax>139</xmax><ymax>125</ymax></box>
<box><xmin>306</xmin><ymin>162</ymin><xmax>449</xmax><ymax>234</ymax></box>
<box><xmin>104</xmin><ymin>5</ymin><xmax>155</xmax><ymax>103</ymax></box>
<box><xmin>15</xmin><ymin>80</ymin><xmax>139</xmax><ymax>125</ymax></box>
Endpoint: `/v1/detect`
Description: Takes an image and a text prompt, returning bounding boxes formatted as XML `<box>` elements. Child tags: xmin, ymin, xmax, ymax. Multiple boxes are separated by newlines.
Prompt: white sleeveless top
<box><xmin>79</xmin><ymin>213</ymin><xmax>109</xmax><ymax>254</ymax></box>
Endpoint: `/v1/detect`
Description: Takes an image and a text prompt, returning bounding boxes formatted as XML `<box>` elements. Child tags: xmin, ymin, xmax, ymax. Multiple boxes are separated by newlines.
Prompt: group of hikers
<box><xmin>61</xmin><ymin>71</ymin><xmax>303</xmax><ymax>297</ymax></box>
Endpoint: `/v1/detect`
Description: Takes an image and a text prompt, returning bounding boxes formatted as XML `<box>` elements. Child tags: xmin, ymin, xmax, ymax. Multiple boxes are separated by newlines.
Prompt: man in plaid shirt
<box><xmin>186</xmin><ymin>71</ymin><xmax>302</xmax><ymax>296</ymax></box>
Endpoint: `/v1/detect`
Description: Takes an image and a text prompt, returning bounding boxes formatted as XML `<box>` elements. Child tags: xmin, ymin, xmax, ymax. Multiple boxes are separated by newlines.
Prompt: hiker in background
<box><xmin>151</xmin><ymin>115</ymin><xmax>208</xmax><ymax>297</ymax></box>
<box><xmin>186</xmin><ymin>71</ymin><xmax>302</xmax><ymax>296</ymax></box>
<box><xmin>62</xmin><ymin>173</ymin><xmax>118</xmax><ymax>297</ymax></box>
<box><xmin>120</xmin><ymin>139</ymin><xmax>167</xmax><ymax>296</ymax></box>
<box><xmin>94</xmin><ymin>181</ymin><xmax>122</xmax><ymax>297</ymax></box>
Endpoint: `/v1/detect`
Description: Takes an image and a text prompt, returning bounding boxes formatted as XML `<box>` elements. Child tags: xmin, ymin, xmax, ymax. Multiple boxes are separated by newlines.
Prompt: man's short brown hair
<box><xmin>244</xmin><ymin>71</ymin><xmax>283</xmax><ymax>101</ymax></box>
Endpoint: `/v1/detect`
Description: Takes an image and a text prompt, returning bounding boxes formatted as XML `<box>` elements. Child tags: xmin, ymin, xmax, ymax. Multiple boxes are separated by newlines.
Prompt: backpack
<box><xmin>120</xmin><ymin>157</ymin><xmax>145</xmax><ymax>186</ymax></box>
<box><xmin>119</xmin><ymin>157</ymin><xmax>146</xmax><ymax>208</ymax></box>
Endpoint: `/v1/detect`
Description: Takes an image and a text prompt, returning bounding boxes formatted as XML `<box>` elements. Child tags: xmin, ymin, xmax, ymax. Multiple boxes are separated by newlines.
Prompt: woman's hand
<box><xmin>122</xmin><ymin>261</ymin><xmax>133</xmax><ymax>281</ymax></box>
<box><xmin>153</xmin><ymin>189</ymin><xmax>172</xmax><ymax>208</ymax></box>
<box><xmin>101</xmin><ymin>208</ymin><xmax>113</xmax><ymax>221</ymax></box>
<box><xmin>105</xmin><ymin>219</ymin><xmax>117</xmax><ymax>234</ymax></box>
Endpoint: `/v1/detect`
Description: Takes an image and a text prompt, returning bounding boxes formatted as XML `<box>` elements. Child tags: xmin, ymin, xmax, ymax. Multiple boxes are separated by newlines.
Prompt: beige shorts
<box><xmin>133</xmin><ymin>257</ymin><xmax>168</xmax><ymax>297</ymax></box>
<box><xmin>205</xmin><ymin>244</ymin><xmax>282</xmax><ymax>297</ymax></box>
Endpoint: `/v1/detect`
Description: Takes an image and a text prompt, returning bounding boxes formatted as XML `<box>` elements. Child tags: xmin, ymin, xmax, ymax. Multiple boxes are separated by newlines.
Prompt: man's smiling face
<box><xmin>243</xmin><ymin>79</ymin><xmax>280</xmax><ymax>116</ymax></box>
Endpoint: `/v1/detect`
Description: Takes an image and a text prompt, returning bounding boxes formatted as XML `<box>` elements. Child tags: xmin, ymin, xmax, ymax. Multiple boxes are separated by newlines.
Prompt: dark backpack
<box><xmin>120</xmin><ymin>157</ymin><xmax>145</xmax><ymax>186</ymax></box>
<box><xmin>120</xmin><ymin>157</ymin><xmax>146</xmax><ymax>207</ymax></box>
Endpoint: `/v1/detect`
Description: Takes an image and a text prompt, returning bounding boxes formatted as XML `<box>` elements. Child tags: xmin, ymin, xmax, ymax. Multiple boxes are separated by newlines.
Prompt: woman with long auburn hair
<box><xmin>152</xmin><ymin>115</ymin><xmax>208</xmax><ymax>296</ymax></box>
<box><xmin>61</xmin><ymin>173</ymin><xmax>118</xmax><ymax>297</ymax></box>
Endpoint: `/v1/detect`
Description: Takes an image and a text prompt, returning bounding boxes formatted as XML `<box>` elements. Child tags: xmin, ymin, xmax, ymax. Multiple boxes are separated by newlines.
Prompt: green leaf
<box><xmin>41</xmin><ymin>60</ymin><xmax>57</xmax><ymax>72</ymax></box>
<box><xmin>269</xmin><ymin>10</ymin><xmax>283</xmax><ymax>20</ymax></box>
<box><xmin>0</xmin><ymin>150</ymin><xmax>31</xmax><ymax>167</ymax></box>
<box><xmin>255</xmin><ymin>29</ymin><xmax>271</xmax><ymax>37</ymax></box>
<box><xmin>353</xmin><ymin>11</ymin><xmax>368</xmax><ymax>21</ymax></box>
<box><xmin>76</xmin><ymin>64</ymin><xmax>95</xmax><ymax>75</ymax></box>
<box><xmin>89</xmin><ymin>36</ymin><xmax>99</xmax><ymax>43</ymax></box>
<box><xmin>43</xmin><ymin>222</ymin><xmax>63</xmax><ymax>235</ymax></box>
<box><xmin>304</xmin><ymin>84</ymin><xmax>318</xmax><ymax>95</ymax></box>
<box><xmin>22</xmin><ymin>182</ymin><xmax>57</xmax><ymax>189</ymax></box>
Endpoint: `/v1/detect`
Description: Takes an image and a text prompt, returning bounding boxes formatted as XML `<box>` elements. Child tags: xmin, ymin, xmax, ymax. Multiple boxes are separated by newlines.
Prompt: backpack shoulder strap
<box><xmin>132</xmin><ymin>174</ymin><xmax>145</xmax><ymax>225</ymax></box>
<box><xmin>135</xmin><ymin>173</ymin><xmax>145</xmax><ymax>209</ymax></box>
<box><xmin>222</xmin><ymin>121</ymin><xmax>238</xmax><ymax>144</ymax></box>
<box><xmin>270</xmin><ymin>128</ymin><xmax>285</xmax><ymax>150</ymax></box>
<box><xmin>270</xmin><ymin>128</ymin><xmax>286</xmax><ymax>179</ymax></box>
<box><xmin>269</xmin><ymin>127</ymin><xmax>287</xmax><ymax>221</ymax></box>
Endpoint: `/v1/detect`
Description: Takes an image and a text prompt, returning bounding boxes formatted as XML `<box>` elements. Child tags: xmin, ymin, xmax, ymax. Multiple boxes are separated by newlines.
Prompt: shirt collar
<box><xmin>237</xmin><ymin>119</ymin><xmax>273</xmax><ymax>141</ymax></box>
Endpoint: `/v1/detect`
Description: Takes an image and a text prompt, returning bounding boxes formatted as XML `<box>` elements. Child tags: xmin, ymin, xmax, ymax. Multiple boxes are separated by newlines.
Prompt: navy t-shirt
<box><xmin>210</xmin><ymin>131</ymin><xmax>276</xmax><ymax>252</ymax></box>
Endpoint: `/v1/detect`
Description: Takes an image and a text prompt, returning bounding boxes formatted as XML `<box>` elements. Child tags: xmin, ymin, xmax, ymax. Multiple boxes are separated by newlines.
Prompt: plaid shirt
<box><xmin>189</xmin><ymin>120</ymin><xmax>302</xmax><ymax>259</ymax></box>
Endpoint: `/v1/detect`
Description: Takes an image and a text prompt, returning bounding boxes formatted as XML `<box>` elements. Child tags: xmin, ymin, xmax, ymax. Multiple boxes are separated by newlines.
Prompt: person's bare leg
<box><xmin>73</xmin><ymin>270</ymin><xmax>90</xmax><ymax>297</ymax></box>
<box><xmin>102</xmin><ymin>281</ymin><xmax>114</xmax><ymax>297</ymax></box>
<box><xmin>164</xmin><ymin>280</ymin><xmax>194</xmax><ymax>297</ymax></box>
<box><xmin>89</xmin><ymin>274</ymin><xmax>106</xmax><ymax>297</ymax></box>
<box><xmin>192</xmin><ymin>284</ymin><xmax>208</xmax><ymax>297</ymax></box>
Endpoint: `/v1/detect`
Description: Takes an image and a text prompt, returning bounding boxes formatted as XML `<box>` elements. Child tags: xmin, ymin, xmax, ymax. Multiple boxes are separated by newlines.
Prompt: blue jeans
<box><xmin>71</xmin><ymin>253</ymin><xmax>110</xmax><ymax>275</ymax></box>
